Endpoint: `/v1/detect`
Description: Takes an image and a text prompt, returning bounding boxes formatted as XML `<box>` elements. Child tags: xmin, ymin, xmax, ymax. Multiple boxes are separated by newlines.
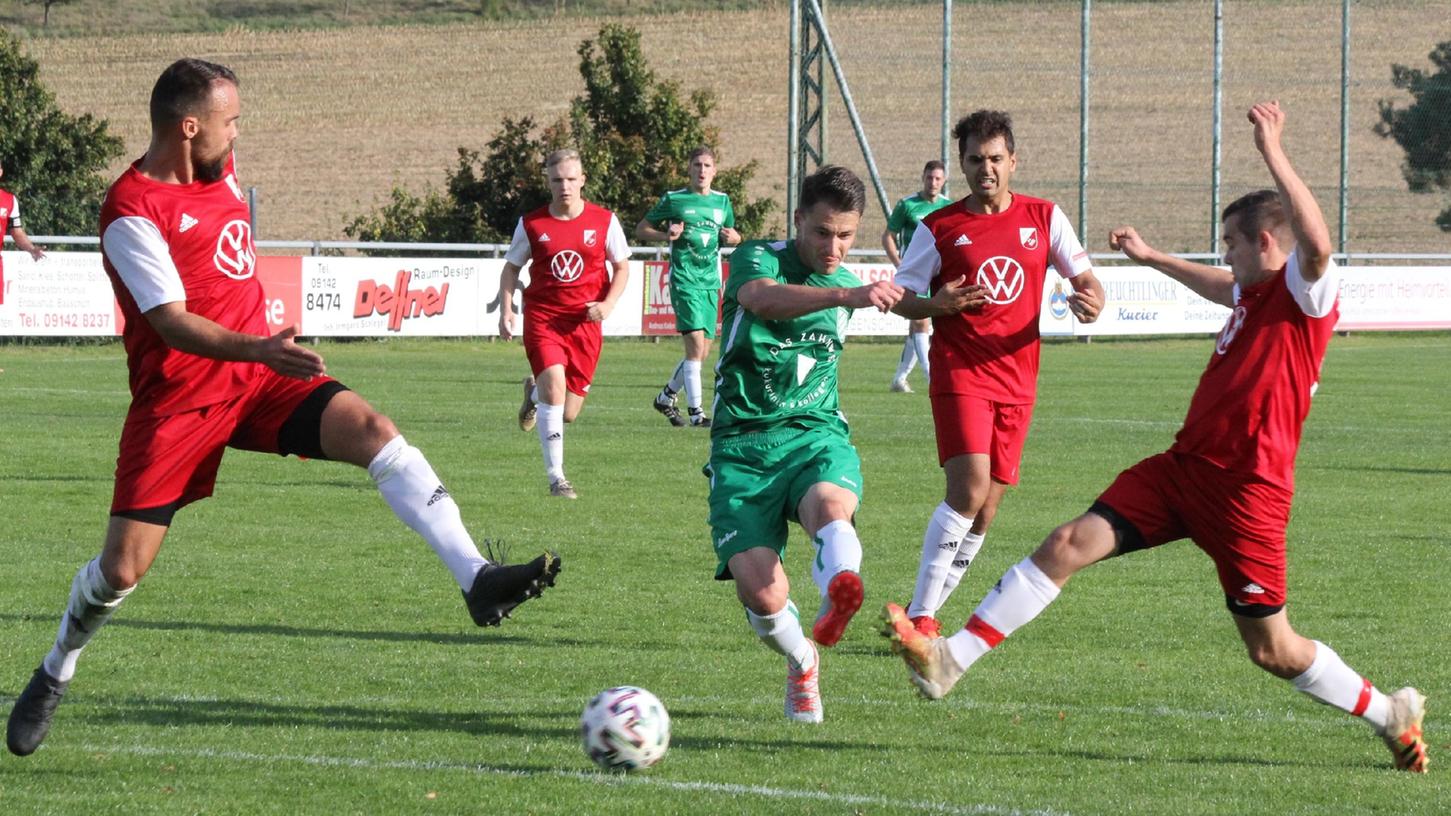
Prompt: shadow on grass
<box><xmin>1307</xmin><ymin>464</ymin><xmax>1451</xmax><ymax>476</ymax></box>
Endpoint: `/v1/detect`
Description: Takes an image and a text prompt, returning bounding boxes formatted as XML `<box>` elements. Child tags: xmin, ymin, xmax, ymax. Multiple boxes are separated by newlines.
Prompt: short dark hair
<box><xmin>799</xmin><ymin>165</ymin><xmax>866</xmax><ymax>215</ymax></box>
<box><xmin>1222</xmin><ymin>189</ymin><xmax>1286</xmax><ymax>242</ymax></box>
<box><xmin>923</xmin><ymin>160</ymin><xmax>946</xmax><ymax>174</ymax></box>
<box><xmin>953</xmin><ymin>110</ymin><xmax>1015</xmax><ymax>158</ymax></box>
<box><xmin>150</xmin><ymin>58</ymin><xmax>238</xmax><ymax>129</ymax></box>
<box><xmin>688</xmin><ymin>146</ymin><xmax>716</xmax><ymax>163</ymax></box>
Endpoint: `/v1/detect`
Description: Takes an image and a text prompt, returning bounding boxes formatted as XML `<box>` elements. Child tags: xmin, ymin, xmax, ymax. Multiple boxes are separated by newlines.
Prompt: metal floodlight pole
<box><xmin>942</xmin><ymin>0</ymin><xmax>952</xmax><ymax>187</ymax></box>
<box><xmin>1210</xmin><ymin>0</ymin><xmax>1224</xmax><ymax>254</ymax></box>
<box><xmin>1334</xmin><ymin>0</ymin><xmax>1346</xmax><ymax>252</ymax></box>
<box><xmin>1079</xmin><ymin>0</ymin><xmax>1091</xmax><ymax>241</ymax></box>
<box><xmin>787</xmin><ymin>0</ymin><xmax>802</xmax><ymax>236</ymax></box>
<box><xmin>803</xmin><ymin>0</ymin><xmax>892</xmax><ymax>221</ymax></box>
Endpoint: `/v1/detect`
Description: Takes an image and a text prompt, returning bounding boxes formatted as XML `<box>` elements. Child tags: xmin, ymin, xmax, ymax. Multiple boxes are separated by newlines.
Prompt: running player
<box><xmin>882</xmin><ymin>160</ymin><xmax>950</xmax><ymax>393</ymax></box>
<box><xmin>638</xmin><ymin>146</ymin><xmax>741</xmax><ymax>428</ymax></box>
<box><xmin>6</xmin><ymin>59</ymin><xmax>560</xmax><ymax>758</ymax></box>
<box><xmin>892</xmin><ymin>110</ymin><xmax>1104</xmax><ymax>637</ymax></box>
<box><xmin>883</xmin><ymin>102</ymin><xmax>1428</xmax><ymax>773</ymax></box>
<box><xmin>499</xmin><ymin>149</ymin><xmax>632</xmax><ymax>499</ymax></box>
<box><xmin>707</xmin><ymin>165</ymin><xmax>916</xmax><ymax>723</ymax></box>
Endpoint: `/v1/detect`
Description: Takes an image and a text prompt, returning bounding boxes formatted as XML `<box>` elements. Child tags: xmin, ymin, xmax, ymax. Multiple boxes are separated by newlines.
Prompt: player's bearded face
<box><xmin>191</xmin><ymin>81</ymin><xmax>240</xmax><ymax>183</ymax></box>
<box><xmin>794</xmin><ymin>202</ymin><xmax>860</xmax><ymax>273</ymax></box>
<box><xmin>960</xmin><ymin>135</ymin><xmax>1016</xmax><ymax>200</ymax></box>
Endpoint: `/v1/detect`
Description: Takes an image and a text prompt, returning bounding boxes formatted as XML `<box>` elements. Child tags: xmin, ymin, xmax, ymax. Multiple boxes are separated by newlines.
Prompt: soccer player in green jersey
<box><xmin>882</xmin><ymin>160</ymin><xmax>950</xmax><ymax>393</ymax></box>
<box><xmin>637</xmin><ymin>146</ymin><xmax>742</xmax><ymax>427</ymax></box>
<box><xmin>706</xmin><ymin>166</ymin><xmax>909</xmax><ymax>723</ymax></box>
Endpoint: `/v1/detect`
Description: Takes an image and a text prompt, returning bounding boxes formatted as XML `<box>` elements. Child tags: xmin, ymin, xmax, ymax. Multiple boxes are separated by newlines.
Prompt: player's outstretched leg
<box><xmin>880</xmin><ymin>602</ymin><xmax>966</xmax><ymax>700</ymax></box>
<box><xmin>6</xmin><ymin>667</ymin><xmax>69</xmax><ymax>757</ymax></box>
<box><xmin>463</xmin><ymin>547</ymin><xmax>562</xmax><ymax>627</ymax></box>
<box><xmin>518</xmin><ymin>375</ymin><xmax>538</xmax><ymax>432</ymax></box>
<box><xmin>808</xmin><ymin>519</ymin><xmax>864</xmax><ymax>647</ymax></box>
<box><xmin>1382</xmin><ymin>688</ymin><xmax>1429</xmax><ymax>773</ymax></box>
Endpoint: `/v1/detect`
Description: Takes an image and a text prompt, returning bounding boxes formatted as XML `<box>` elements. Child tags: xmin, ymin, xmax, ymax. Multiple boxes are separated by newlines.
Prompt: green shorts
<box><xmin>704</xmin><ymin>425</ymin><xmax>863</xmax><ymax>580</ymax></box>
<box><xmin>672</xmin><ymin>286</ymin><xmax>720</xmax><ymax>339</ymax></box>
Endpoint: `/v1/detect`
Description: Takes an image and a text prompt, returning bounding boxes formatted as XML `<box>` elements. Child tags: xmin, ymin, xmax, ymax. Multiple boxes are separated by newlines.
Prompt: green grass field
<box><xmin>1</xmin><ymin>334</ymin><xmax>1447</xmax><ymax>814</ymax></box>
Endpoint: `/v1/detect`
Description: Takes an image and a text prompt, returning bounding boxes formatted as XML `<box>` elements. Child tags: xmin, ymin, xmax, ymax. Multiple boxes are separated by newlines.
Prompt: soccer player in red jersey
<box><xmin>891</xmin><ymin>111</ymin><xmax>1104</xmax><ymax>637</ymax></box>
<box><xmin>6</xmin><ymin>59</ymin><xmax>561</xmax><ymax>758</ymax></box>
<box><xmin>0</xmin><ymin>159</ymin><xmax>48</xmax><ymax>283</ymax></box>
<box><xmin>499</xmin><ymin>149</ymin><xmax>632</xmax><ymax>500</ymax></box>
<box><xmin>883</xmin><ymin>102</ymin><xmax>1428</xmax><ymax>773</ymax></box>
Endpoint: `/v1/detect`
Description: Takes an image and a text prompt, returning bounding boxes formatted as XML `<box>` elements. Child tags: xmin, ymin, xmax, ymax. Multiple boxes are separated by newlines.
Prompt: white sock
<box><xmin>747</xmin><ymin>601</ymin><xmax>816</xmax><ymax>670</ymax></box>
<box><xmin>912</xmin><ymin>332</ymin><xmax>931</xmax><ymax>381</ymax></box>
<box><xmin>1292</xmin><ymin>640</ymin><xmax>1391</xmax><ymax>732</ymax></box>
<box><xmin>937</xmin><ymin>531</ymin><xmax>986</xmax><ymax>609</ymax></box>
<box><xmin>368</xmin><ymin>435</ymin><xmax>487</xmax><ymax>589</ymax></box>
<box><xmin>536</xmin><ymin>403</ymin><xmax>565</xmax><ymax>482</ymax></box>
<box><xmin>683</xmin><ymin>359</ymin><xmax>704</xmax><ymax>411</ymax></box>
<box><xmin>906</xmin><ymin>502</ymin><xmax>972</xmax><ymax>619</ymax></box>
<box><xmin>945</xmin><ymin>557</ymin><xmax>1060</xmax><ymax>670</ymax></box>
<box><xmin>666</xmin><ymin>360</ymin><xmax>686</xmax><ymax>394</ymax></box>
<box><xmin>42</xmin><ymin>558</ymin><xmax>132</xmax><ymax>682</ymax></box>
<box><xmin>529</xmin><ymin>383</ymin><xmax>539</xmax><ymax>404</ymax></box>
<box><xmin>893</xmin><ymin>338</ymin><xmax>915</xmax><ymax>381</ymax></box>
<box><xmin>810</xmin><ymin>519</ymin><xmax>863</xmax><ymax>597</ymax></box>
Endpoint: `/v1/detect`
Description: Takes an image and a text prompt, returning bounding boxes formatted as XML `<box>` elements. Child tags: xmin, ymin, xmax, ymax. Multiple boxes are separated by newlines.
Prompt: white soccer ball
<box><xmin>580</xmin><ymin>686</ymin><xmax>671</xmax><ymax>772</ymax></box>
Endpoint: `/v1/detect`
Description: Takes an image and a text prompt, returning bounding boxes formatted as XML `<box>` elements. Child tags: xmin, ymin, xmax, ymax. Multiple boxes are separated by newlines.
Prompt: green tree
<box><xmin>0</xmin><ymin>29</ymin><xmax>125</xmax><ymax>237</ymax></box>
<box><xmin>1376</xmin><ymin>41</ymin><xmax>1451</xmax><ymax>232</ymax></box>
<box><xmin>347</xmin><ymin>23</ymin><xmax>773</xmax><ymax>249</ymax></box>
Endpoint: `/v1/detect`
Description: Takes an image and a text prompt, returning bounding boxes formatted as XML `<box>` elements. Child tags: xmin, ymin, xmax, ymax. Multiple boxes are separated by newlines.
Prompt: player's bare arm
<box><xmin>891</xmin><ymin>276</ymin><xmax>987</xmax><ymax>320</ymax></box>
<box><xmin>1067</xmin><ymin>269</ymin><xmax>1105</xmax><ymax>323</ymax></box>
<box><xmin>144</xmin><ymin>302</ymin><xmax>325</xmax><ymax>380</ymax></box>
<box><xmin>585</xmin><ymin>258</ymin><xmax>631</xmax><ymax>323</ymax></box>
<box><xmin>719</xmin><ymin>226</ymin><xmax>742</xmax><ymax>245</ymax></box>
<box><xmin>738</xmin><ymin>277</ymin><xmax>903</xmax><ymax>320</ymax></box>
<box><xmin>881</xmin><ymin>228</ymin><xmax>902</xmax><ymax>267</ymax></box>
<box><xmin>634</xmin><ymin>218</ymin><xmax>681</xmax><ymax>243</ymax></box>
<box><xmin>1250</xmin><ymin>101</ymin><xmax>1333</xmax><ymax>281</ymax></box>
<box><xmin>1110</xmin><ymin>226</ymin><xmax>1235</xmax><ymax>308</ymax></box>
<box><xmin>498</xmin><ymin>261</ymin><xmax>522</xmax><ymax>339</ymax></box>
<box><xmin>10</xmin><ymin>226</ymin><xmax>45</xmax><ymax>261</ymax></box>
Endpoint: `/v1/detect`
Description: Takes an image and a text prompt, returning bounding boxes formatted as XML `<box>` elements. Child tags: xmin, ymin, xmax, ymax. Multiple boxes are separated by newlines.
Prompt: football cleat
<box><xmin>1382</xmin><ymin>687</ymin><xmax>1429</xmax><ymax>773</ymax></box>
<box><xmin>7</xmin><ymin>666</ymin><xmax>69</xmax><ymax>757</ymax></box>
<box><xmin>890</xmin><ymin>378</ymin><xmax>912</xmax><ymax>393</ymax></box>
<box><xmin>518</xmin><ymin>376</ymin><xmax>537</xmax><ymax>431</ymax></box>
<box><xmin>462</xmin><ymin>548</ymin><xmax>561</xmax><ymax>627</ymax></box>
<box><xmin>688</xmin><ymin>410</ymin><xmax>711</xmax><ymax>429</ymax></box>
<box><xmin>910</xmin><ymin>614</ymin><xmax>942</xmax><ymax>639</ymax></box>
<box><xmin>812</xmin><ymin>570</ymin><xmax>863</xmax><ymax>647</ymax></box>
<box><xmin>785</xmin><ymin>641</ymin><xmax>823</xmax><ymax>723</ymax></box>
<box><xmin>880</xmin><ymin>603</ymin><xmax>965</xmax><ymax>700</ymax></box>
<box><xmin>653</xmin><ymin>391</ymin><xmax>686</xmax><ymax>427</ymax></box>
<box><xmin>548</xmin><ymin>478</ymin><xmax>578</xmax><ymax>499</ymax></box>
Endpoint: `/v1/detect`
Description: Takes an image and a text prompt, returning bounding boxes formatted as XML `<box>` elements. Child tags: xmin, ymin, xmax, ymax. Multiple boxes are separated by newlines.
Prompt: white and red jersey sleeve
<box><xmin>1171</xmin><ymin>250</ymin><xmax>1340</xmax><ymax>490</ymax></box>
<box><xmin>100</xmin><ymin>154</ymin><xmax>268</xmax><ymax>416</ymax></box>
<box><xmin>0</xmin><ymin>189</ymin><xmax>20</xmax><ymax>234</ymax></box>
<box><xmin>517</xmin><ymin>201</ymin><xmax>620</xmax><ymax>318</ymax></box>
<box><xmin>909</xmin><ymin>195</ymin><xmax>1087</xmax><ymax>403</ymax></box>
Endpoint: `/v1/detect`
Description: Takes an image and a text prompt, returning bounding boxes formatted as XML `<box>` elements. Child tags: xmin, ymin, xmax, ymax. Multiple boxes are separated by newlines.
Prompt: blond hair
<box><xmin>545</xmin><ymin>148</ymin><xmax>582</xmax><ymax>171</ymax></box>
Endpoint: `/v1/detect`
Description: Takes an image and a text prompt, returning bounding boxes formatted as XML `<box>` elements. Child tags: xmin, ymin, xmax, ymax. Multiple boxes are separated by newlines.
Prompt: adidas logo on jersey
<box><xmin>179</xmin><ymin>213</ymin><xmax>198</xmax><ymax>233</ymax></box>
<box><xmin>1241</xmin><ymin>582</ymin><xmax>1266</xmax><ymax>595</ymax></box>
<box><xmin>539</xmin><ymin>232</ymin><xmax>551</xmax><ymax>242</ymax></box>
<box><xmin>954</xmin><ymin>234</ymin><xmax>972</xmax><ymax>246</ymax></box>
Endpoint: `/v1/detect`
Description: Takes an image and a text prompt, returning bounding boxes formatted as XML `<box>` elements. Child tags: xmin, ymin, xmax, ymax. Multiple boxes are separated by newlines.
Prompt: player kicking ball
<box><xmin>6</xmin><ymin>59</ymin><xmax>560</xmax><ymax>758</ymax></box>
<box><xmin>707</xmin><ymin>166</ymin><xmax>908</xmax><ymax>723</ymax></box>
<box><xmin>882</xmin><ymin>101</ymin><xmax>1427</xmax><ymax>772</ymax></box>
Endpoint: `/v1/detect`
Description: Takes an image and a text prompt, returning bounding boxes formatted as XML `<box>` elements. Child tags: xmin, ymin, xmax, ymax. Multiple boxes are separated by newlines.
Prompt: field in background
<box><xmin>18</xmin><ymin>1</ymin><xmax>1451</xmax><ymax>253</ymax></box>
<box><xmin>1</xmin><ymin>334</ymin><xmax>1447</xmax><ymax>813</ymax></box>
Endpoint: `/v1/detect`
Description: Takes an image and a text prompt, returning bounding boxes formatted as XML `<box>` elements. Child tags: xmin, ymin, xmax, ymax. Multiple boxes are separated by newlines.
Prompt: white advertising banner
<box><xmin>1337</xmin><ymin>267</ymin><xmax>1451</xmax><ymax>330</ymax></box>
<box><xmin>1066</xmin><ymin>267</ymin><xmax>1232</xmax><ymax>337</ymax></box>
<box><xmin>842</xmin><ymin>261</ymin><xmax>917</xmax><ymax>336</ymax></box>
<box><xmin>0</xmin><ymin>251</ymin><xmax>119</xmax><ymax>336</ymax></box>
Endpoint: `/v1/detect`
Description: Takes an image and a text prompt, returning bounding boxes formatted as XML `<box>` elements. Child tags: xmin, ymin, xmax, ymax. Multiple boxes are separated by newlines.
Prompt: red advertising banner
<box><xmin>256</xmin><ymin>256</ymin><xmax>303</xmax><ymax>332</ymax></box>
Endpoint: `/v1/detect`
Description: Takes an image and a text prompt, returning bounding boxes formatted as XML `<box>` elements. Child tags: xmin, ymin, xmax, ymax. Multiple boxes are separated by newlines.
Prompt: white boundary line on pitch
<box><xmin>74</xmin><ymin>742</ymin><xmax>1070</xmax><ymax>816</ymax></box>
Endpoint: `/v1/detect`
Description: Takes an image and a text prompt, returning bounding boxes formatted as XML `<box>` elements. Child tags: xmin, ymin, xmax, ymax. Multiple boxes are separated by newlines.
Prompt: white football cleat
<box><xmin>785</xmin><ymin>641</ymin><xmax>823</xmax><ymax>723</ymax></box>
<box><xmin>1381</xmin><ymin>687</ymin><xmax>1428</xmax><ymax>773</ymax></box>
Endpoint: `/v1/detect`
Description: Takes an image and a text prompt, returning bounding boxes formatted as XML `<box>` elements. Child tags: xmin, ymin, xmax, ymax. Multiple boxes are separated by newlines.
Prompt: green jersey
<box><xmin>712</xmin><ymin>239</ymin><xmax>860</xmax><ymax>438</ymax></box>
<box><xmin>644</xmin><ymin>188</ymin><xmax>736</xmax><ymax>289</ymax></box>
<box><xmin>885</xmin><ymin>192</ymin><xmax>952</xmax><ymax>253</ymax></box>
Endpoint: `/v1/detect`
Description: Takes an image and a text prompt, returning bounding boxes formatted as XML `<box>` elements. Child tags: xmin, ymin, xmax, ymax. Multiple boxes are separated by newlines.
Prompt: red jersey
<box><xmin>1171</xmin><ymin>251</ymin><xmax>1339</xmax><ymax>491</ymax></box>
<box><xmin>0</xmin><ymin>187</ymin><xmax>18</xmax><ymax>279</ymax></box>
<box><xmin>100</xmin><ymin>154</ymin><xmax>267</xmax><ymax>417</ymax></box>
<box><xmin>504</xmin><ymin>201</ymin><xmax>629</xmax><ymax>319</ymax></box>
<box><xmin>896</xmin><ymin>194</ymin><xmax>1092</xmax><ymax>403</ymax></box>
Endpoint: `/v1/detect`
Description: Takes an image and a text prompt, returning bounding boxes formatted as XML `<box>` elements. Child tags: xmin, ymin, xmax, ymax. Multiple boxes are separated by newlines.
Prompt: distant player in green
<box><xmin>637</xmin><ymin>146</ymin><xmax>741</xmax><ymax>428</ymax></box>
<box><xmin>882</xmin><ymin>160</ymin><xmax>950</xmax><ymax>392</ymax></box>
<box><xmin>707</xmin><ymin>166</ymin><xmax>905</xmax><ymax>723</ymax></box>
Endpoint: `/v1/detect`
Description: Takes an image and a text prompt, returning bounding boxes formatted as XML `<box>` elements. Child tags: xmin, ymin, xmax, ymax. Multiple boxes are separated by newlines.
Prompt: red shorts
<box><xmin>929</xmin><ymin>393</ymin><xmax>1034</xmax><ymax>484</ymax></box>
<box><xmin>524</xmin><ymin>312</ymin><xmax>601</xmax><ymax>397</ymax></box>
<box><xmin>112</xmin><ymin>370</ymin><xmax>339</xmax><ymax>516</ymax></box>
<box><xmin>1095</xmin><ymin>451</ymin><xmax>1292</xmax><ymax>608</ymax></box>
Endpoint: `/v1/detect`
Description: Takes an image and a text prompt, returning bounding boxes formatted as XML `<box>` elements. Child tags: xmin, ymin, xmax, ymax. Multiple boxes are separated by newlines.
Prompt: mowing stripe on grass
<box><xmin>76</xmin><ymin>742</ymin><xmax>1070</xmax><ymax>816</ymax></box>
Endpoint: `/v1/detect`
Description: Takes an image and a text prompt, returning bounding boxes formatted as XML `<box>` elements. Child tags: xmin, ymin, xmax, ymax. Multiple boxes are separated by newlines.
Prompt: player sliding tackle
<box><xmin>882</xmin><ymin>101</ymin><xmax>1428</xmax><ymax>772</ymax></box>
<box><xmin>6</xmin><ymin>59</ymin><xmax>561</xmax><ymax>759</ymax></box>
<box><xmin>707</xmin><ymin>166</ymin><xmax>918</xmax><ymax>723</ymax></box>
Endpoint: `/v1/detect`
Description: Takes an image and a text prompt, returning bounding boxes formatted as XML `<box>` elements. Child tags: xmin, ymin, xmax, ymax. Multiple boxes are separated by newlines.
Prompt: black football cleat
<box><xmin>463</xmin><ymin>549</ymin><xmax>561</xmax><ymax>627</ymax></box>
<box><xmin>7</xmin><ymin>666</ymin><xmax>69</xmax><ymax>757</ymax></box>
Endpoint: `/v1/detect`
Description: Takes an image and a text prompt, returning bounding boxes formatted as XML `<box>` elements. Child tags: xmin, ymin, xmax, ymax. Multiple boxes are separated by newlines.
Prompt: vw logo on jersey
<box><xmin>551</xmin><ymin>249</ymin><xmax>585</xmax><ymax>282</ymax></box>
<box><xmin>1020</xmin><ymin>227</ymin><xmax>1039</xmax><ymax>250</ymax></box>
<box><xmin>1215</xmin><ymin>305</ymin><xmax>1247</xmax><ymax>355</ymax></box>
<box><xmin>976</xmin><ymin>256</ymin><xmax>1026</xmax><ymax>304</ymax></box>
<box><xmin>214</xmin><ymin>220</ymin><xmax>256</xmax><ymax>280</ymax></box>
